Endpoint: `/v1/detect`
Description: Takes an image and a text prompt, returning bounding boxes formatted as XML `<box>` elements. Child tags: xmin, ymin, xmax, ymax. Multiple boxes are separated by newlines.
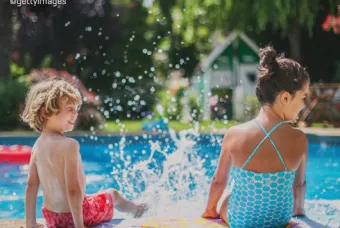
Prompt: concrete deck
<box><xmin>0</xmin><ymin>217</ymin><xmax>331</xmax><ymax>228</ymax></box>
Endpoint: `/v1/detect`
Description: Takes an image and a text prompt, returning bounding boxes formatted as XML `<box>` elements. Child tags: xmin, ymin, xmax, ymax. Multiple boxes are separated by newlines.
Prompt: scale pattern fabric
<box><xmin>227</xmin><ymin>167</ymin><xmax>296</xmax><ymax>227</ymax></box>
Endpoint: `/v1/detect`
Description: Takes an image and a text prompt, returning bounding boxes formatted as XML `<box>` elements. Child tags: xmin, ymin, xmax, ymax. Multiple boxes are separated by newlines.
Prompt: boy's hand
<box><xmin>202</xmin><ymin>209</ymin><xmax>220</xmax><ymax>219</ymax></box>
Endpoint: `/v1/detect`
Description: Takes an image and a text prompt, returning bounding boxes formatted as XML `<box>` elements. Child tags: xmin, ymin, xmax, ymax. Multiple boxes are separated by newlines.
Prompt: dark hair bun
<box><xmin>256</xmin><ymin>45</ymin><xmax>310</xmax><ymax>105</ymax></box>
<box><xmin>259</xmin><ymin>46</ymin><xmax>277</xmax><ymax>79</ymax></box>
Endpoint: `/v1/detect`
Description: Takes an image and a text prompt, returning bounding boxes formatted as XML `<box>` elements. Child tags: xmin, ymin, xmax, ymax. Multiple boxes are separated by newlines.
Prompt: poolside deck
<box><xmin>0</xmin><ymin>218</ymin><xmax>228</xmax><ymax>228</ymax></box>
<box><xmin>0</xmin><ymin>217</ymin><xmax>329</xmax><ymax>228</ymax></box>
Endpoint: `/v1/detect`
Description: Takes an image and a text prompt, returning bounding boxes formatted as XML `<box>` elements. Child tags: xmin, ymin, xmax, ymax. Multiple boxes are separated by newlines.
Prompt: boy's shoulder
<box><xmin>54</xmin><ymin>137</ymin><xmax>80</xmax><ymax>159</ymax></box>
<box><xmin>62</xmin><ymin>137</ymin><xmax>80</xmax><ymax>150</ymax></box>
<box><xmin>47</xmin><ymin>136</ymin><xmax>80</xmax><ymax>154</ymax></box>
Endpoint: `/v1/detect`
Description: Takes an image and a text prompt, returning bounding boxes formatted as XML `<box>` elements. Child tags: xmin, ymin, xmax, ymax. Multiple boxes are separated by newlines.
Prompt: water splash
<box><xmin>111</xmin><ymin>128</ymin><xmax>210</xmax><ymax>218</ymax></box>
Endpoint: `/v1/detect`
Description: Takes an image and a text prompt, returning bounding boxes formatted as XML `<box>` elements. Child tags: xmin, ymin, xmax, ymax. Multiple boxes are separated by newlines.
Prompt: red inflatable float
<box><xmin>0</xmin><ymin>145</ymin><xmax>32</xmax><ymax>164</ymax></box>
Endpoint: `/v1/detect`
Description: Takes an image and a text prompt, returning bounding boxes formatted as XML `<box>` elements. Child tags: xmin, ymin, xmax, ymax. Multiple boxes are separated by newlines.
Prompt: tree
<box><xmin>157</xmin><ymin>0</ymin><xmax>337</xmax><ymax>63</ymax></box>
<box><xmin>8</xmin><ymin>0</ymin><xmax>162</xmax><ymax>120</ymax></box>
<box><xmin>0</xmin><ymin>1</ymin><xmax>15</xmax><ymax>77</ymax></box>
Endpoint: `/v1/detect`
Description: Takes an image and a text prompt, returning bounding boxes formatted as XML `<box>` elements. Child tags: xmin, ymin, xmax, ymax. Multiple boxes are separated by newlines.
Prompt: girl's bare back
<box><xmin>228</xmin><ymin>119</ymin><xmax>307</xmax><ymax>173</ymax></box>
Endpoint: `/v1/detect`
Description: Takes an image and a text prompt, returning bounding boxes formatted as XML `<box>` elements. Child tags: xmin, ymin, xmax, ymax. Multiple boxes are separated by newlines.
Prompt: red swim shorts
<box><xmin>42</xmin><ymin>191</ymin><xmax>114</xmax><ymax>228</ymax></box>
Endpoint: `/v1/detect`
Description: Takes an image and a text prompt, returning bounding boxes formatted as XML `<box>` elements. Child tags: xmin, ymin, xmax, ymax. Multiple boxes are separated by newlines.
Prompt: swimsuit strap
<box><xmin>241</xmin><ymin>120</ymin><xmax>288</xmax><ymax>170</ymax></box>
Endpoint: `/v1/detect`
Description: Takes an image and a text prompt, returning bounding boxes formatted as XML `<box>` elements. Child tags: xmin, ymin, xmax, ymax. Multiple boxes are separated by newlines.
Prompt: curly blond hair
<box><xmin>21</xmin><ymin>77</ymin><xmax>82</xmax><ymax>132</ymax></box>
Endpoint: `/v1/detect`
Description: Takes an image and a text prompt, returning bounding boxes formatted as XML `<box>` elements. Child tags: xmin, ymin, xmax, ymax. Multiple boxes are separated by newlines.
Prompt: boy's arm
<box><xmin>25</xmin><ymin>156</ymin><xmax>40</xmax><ymax>228</ymax></box>
<box><xmin>293</xmin><ymin>133</ymin><xmax>308</xmax><ymax>216</ymax></box>
<box><xmin>64</xmin><ymin>140</ymin><xmax>85</xmax><ymax>228</ymax></box>
<box><xmin>202</xmin><ymin>128</ymin><xmax>233</xmax><ymax>218</ymax></box>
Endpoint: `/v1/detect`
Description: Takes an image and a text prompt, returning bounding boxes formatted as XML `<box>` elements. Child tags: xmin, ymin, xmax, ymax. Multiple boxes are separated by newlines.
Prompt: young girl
<box><xmin>22</xmin><ymin>78</ymin><xmax>147</xmax><ymax>228</ymax></box>
<box><xmin>202</xmin><ymin>46</ymin><xmax>309</xmax><ymax>228</ymax></box>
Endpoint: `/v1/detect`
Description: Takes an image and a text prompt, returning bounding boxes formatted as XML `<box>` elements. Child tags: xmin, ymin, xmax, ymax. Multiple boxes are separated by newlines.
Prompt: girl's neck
<box><xmin>257</xmin><ymin>105</ymin><xmax>286</xmax><ymax>123</ymax></box>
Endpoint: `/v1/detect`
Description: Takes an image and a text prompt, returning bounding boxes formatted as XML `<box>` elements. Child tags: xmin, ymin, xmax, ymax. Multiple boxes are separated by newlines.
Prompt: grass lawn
<box><xmin>103</xmin><ymin>120</ymin><xmax>336</xmax><ymax>133</ymax></box>
<box><xmin>0</xmin><ymin>120</ymin><xmax>335</xmax><ymax>135</ymax></box>
<box><xmin>103</xmin><ymin>119</ymin><xmax>244</xmax><ymax>133</ymax></box>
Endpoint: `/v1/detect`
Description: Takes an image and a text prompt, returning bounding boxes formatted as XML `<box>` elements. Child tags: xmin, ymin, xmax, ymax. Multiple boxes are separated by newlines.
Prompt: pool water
<box><xmin>0</xmin><ymin>131</ymin><xmax>339</xmax><ymax>226</ymax></box>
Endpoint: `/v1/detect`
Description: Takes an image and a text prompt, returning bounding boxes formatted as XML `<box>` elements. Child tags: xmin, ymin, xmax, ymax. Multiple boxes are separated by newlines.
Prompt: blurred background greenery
<box><xmin>1</xmin><ymin>0</ymin><xmax>340</xmax><ymax>132</ymax></box>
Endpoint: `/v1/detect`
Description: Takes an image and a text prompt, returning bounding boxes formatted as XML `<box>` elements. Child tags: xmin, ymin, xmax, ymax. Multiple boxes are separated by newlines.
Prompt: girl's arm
<box><xmin>293</xmin><ymin>153</ymin><xmax>307</xmax><ymax>216</ymax></box>
<box><xmin>293</xmin><ymin>133</ymin><xmax>308</xmax><ymax>217</ymax></box>
<box><xmin>202</xmin><ymin>128</ymin><xmax>234</xmax><ymax>218</ymax></box>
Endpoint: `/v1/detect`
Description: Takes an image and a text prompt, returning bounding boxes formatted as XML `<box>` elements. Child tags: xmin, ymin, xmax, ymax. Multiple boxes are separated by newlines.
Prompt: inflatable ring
<box><xmin>0</xmin><ymin>145</ymin><xmax>32</xmax><ymax>164</ymax></box>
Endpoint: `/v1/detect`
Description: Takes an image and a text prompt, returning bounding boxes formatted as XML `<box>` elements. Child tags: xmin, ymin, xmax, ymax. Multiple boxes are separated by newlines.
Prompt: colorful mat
<box><xmin>92</xmin><ymin>217</ymin><xmax>325</xmax><ymax>228</ymax></box>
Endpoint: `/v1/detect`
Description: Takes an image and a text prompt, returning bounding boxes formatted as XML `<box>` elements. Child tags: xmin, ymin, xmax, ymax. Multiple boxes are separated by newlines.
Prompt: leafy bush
<box><xmin>188</xmin><ymin>89</ymin><xmax>203</xmax><ymax>121</ymax></box>
<box><xmin>153</xmin><ymin>89</ymin><xmax>182</xmax><ymax>120</ymax></box>
<box><xmin>244</xmin><ymin>96</ymin><xmax>260</xmax><ymax>119</ymax></box>
<box><xmin>75</xmin><ymin>104</ymin><xmax>105</xmax><ymax>130</ymax></box>
<box><xmin>0</xmin><ymin>78</ymin><xmax>29</xmax><ymax>130</ymax></box>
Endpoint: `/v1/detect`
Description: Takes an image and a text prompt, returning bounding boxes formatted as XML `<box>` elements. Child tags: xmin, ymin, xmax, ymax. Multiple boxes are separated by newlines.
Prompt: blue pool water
<box><xmin>0</xmin><ymin>132</ymin><xmax>339</xmax><ymax>226</ymax></box>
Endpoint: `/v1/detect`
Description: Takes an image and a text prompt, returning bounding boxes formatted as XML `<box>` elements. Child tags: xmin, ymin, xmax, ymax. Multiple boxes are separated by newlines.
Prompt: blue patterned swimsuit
<box><xmin>227</xmin><ymin>120</ymin><xmax>297</xmax><ymax>228</ymax></box>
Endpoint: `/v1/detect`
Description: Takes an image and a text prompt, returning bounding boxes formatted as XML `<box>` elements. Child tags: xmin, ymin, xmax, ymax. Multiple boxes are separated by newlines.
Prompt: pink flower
<box><xmin>322</xmin><ymin>14</ymin><xmax>334</xmax><ymax>31</ymax></box>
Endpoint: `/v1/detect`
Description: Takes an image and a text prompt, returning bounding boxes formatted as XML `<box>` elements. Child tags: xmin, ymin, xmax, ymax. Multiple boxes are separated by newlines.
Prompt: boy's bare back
<box><xmin>32</xmin><ymin>134</ymin><xmax>85</xmax><ymax>213</ymax></box>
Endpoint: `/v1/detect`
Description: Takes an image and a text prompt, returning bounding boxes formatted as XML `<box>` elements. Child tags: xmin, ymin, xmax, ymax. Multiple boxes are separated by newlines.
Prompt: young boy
<box><xmin>22</xmin><ymin>78</ymin><xmax>147</xmax><ymax>228</ymax></box>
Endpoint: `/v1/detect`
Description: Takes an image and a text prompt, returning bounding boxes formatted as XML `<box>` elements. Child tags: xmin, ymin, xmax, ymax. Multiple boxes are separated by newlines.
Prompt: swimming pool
<box><xmin>0</xmin><ymin>132</ymin><xmax>339</xmax><ymax>226</ymax></box>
